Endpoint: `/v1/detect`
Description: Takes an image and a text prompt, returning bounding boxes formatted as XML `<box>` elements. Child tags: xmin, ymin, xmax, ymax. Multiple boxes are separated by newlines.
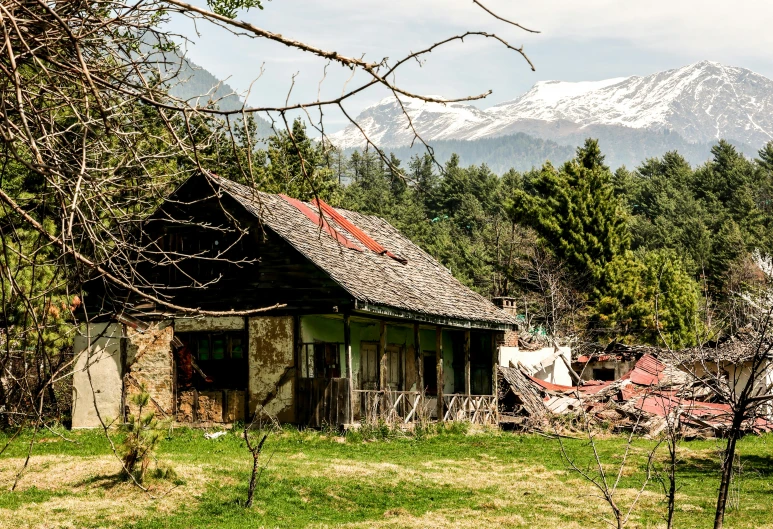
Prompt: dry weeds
<box><xmin>0</xmin><ymin>455</ymin><xmax>206</xmax><ymax>529</ymax></box>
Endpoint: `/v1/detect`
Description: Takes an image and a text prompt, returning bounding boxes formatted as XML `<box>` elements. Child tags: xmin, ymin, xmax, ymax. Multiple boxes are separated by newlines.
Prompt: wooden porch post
<box><xmin>379</xmin><ymin>321</ymin><xmax>387</xmax><ymax>390</ymax></box>
<box><xmin>414</xmin><ymin>323</ymin><xmax>423</xmax><ymax>392</ymax></box>
<box><xmin>436</xmin><ymin>326</ymin><xmax>443</xmax><ymax>421</ymax></box>
<box><xmin>464</xmin><ymin>330</ymin><xmax>471</xmax><ymax>397</ymax></box>
<box><xmin>344</xmin><ymin>314</ymin><xmax>353</xmax><ymax>425</ymax></box>
<box><xmin>492</xmin><ymin>332</ymin><xmax>500</xmax><ymax>423</ymax></box>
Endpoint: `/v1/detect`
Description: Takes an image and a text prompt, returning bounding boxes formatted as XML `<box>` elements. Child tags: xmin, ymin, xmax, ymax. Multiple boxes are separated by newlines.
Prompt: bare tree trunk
<box><xmin>666</xmin><ymin>449</ymin><xmax>677</xmax><ymax>529</ymax></box>
<box><xmin>244</xmin><ymin>426</ymin><xmax>269</xmax><ymax>508</ymax></box>
<box><xmin>714</xmin><ymin>429</ymin><xmax>739</xmax><ymax>529</ymax></box>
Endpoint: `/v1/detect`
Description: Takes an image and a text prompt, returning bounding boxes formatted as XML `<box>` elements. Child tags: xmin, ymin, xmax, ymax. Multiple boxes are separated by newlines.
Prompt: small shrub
<box><xmin>320</xmin><ymin>421</ymin><xmax>338</xmax><ymax>438</ymax></box>
<box><xmin>413</xmin><ymin>421</ymin><xmax>434</xmax><ymax>441</ymax></box>
<box><xmin>438</xmin><ymin>421</ymin><xmax>471</xmax><ymax>436</ymax></box>
<box><xmin>150</xmin><ymin>465</ymin><xmax>183</xmax><ymax>485</ymax></box>
<box><xmin>119</xmin><ymin>385</ymin><xmax>170</xmax><ymax>483</ymax></box>
<box><xmin>345</xmin><ymin>428</ymin><xmax>363</xmax><ymax>443</ymax></box>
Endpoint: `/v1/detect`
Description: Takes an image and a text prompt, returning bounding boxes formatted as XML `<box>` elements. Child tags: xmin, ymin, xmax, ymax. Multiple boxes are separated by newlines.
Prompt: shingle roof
<box><xmin>208</xmin><ymin>173</ymin><xmax>516</xmax><ymax>329</ymax></box>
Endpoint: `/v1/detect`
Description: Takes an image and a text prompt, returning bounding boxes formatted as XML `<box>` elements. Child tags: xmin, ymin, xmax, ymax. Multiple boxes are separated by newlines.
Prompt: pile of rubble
<box><xmin>498</xmin><ymin>353</ymin><xmax>770</xmax><ymax>438</ymax></box>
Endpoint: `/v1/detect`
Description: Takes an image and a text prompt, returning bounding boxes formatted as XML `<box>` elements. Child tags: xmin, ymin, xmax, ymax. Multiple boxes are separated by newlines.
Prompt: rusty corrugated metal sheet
<box><xmin>621</xmin><ymin>354</ymin><xmax>666</xmax><ymax>386</ymax></box>
<box><xmin>526</xmin><ymin>375</ymin><xmax>612</xmax><ymax>395</ymax></box>
<box><xmin>526</xmin><ymin>375</ymin><xmax>575</xmax><ymax>393</ymax></box>
<box><xmin>577</xmin><ymin>354</ymin><xmax>613</xmax><ymax>363</ymax></box>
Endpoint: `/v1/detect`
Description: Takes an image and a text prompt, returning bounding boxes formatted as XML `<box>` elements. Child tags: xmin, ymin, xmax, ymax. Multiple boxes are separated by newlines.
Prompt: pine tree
<box><xmin>511</xmin><ymin>138</ymin><xmax>629</xmax><ymax>283</ymax></box>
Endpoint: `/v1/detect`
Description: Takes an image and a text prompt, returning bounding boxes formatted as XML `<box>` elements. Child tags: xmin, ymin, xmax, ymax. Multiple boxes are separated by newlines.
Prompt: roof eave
<box><xmin>353</xmin><ymin>300</ymin><xmax>516</xmax><ymax>331</ymax></box>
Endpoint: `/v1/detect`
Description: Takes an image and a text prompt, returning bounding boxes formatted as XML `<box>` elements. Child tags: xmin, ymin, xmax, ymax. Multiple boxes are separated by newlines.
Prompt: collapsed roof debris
<box><xmin>498</xmin><ymin>353</ymin><xmax>772</xmax><ymax>438</ymax></box>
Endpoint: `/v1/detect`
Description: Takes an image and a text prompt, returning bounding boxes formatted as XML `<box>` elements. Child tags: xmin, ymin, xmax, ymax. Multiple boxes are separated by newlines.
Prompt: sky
<box><xmin>167</xmin><ymin>0</ymin><xmax>773</xmax><ymax>131</ymax></box>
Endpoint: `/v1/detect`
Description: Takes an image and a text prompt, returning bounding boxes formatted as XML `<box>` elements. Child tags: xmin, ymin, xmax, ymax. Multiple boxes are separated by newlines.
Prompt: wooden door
<box><xmin>385</xmin><ymin>344</ymin><xmax>405</xmax><ymax>390</ymax></box>
<box><xmin>360</xmin><ymin>342</ymin><xmax>378</xmax><ymax>390</ymax></box>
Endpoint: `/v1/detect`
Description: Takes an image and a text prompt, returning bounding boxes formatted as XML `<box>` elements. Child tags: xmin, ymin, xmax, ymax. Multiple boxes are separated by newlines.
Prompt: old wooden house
<box><xmin>71</xmin><ymin>172</ymin><xmax>517</xmax><ymax>429</ymax></box>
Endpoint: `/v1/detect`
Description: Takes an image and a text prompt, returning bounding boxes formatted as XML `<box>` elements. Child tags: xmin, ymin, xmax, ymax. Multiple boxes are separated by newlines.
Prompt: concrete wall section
<box><xmin>248</xmin><ymin>316</ymin><xmax>295</xmax><ymax>422</ymax></box>
<box><xmin>72</xmin><ymin>323</ymin><xmax>124</xmax><ymax>428</ymax></box>
<box><xmin>501</xmin><ymin>345</ymin><xmax>573</xmax><ymax>387</ymax></box>
<box><xmin>125</xmin><ymin>322</ymin><xmax>175</xmax><ymax>419</ymax></box>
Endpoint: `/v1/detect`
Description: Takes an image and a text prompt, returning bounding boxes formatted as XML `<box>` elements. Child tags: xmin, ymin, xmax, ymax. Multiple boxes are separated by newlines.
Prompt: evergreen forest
<box><xmin>205</xmin><ymin>119</ymin><xmax>773</xmax><ymax>348</ymax></box>
<box><xmin>5</xmin><ymin>112</ymin><xmax>773</xmax><ymax>352</ymax></box>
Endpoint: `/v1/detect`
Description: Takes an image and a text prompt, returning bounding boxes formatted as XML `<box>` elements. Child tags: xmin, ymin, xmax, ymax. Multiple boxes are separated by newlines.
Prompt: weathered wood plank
<box><xmin>344</xmin><ymin>314</ymin><xmax>353</xmax><ymax>425</ymax></box>
<box><xmin>464</xmin><ymin>330</ymin><xmax>471</xmax><ymax>398</ymax></box>
<box><xmin>414</xmin><ymin>323</ymin><xmax>423</xmax><ymax>393</ymax></box>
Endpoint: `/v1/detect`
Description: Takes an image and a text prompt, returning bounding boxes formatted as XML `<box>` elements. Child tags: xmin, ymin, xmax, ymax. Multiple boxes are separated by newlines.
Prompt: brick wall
<box><xmin>124</xmin><ymin>322</ymin><xmax>174</xmax><ymax>420</ymax></box>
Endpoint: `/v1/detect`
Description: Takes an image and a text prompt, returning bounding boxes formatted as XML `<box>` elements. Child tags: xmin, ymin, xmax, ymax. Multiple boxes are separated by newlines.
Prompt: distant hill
<box><xmin>140</xmin><ymin>41</ymin><xmax>274</xmax><ymax>139</ymax></box>
<box><xmin>345</xmin><ymin>133</ymin><xmax>575</xmax><ymax>174</ymax></box>
<box><xmin>346</xmin><ymin>130</ymin><xmax>756</xmax><ymax>173</ymax></box>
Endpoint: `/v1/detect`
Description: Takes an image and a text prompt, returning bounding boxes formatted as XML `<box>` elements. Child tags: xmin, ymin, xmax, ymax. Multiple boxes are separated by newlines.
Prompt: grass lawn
<box><xmin>0</xmin><ymin>425</ymin><xmax>772</xmax><ymax>528</ymax></box>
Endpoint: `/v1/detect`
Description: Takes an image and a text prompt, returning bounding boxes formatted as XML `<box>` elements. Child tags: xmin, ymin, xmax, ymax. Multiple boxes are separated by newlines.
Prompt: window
<box><xmin>385</xmin><ymin>344</ymin><xmax>405</xmax><ymax>390</ymax></box>
<box><xmin>358</xmin><ymin>342</ymin><xmax>405</xmax><ymax>390</ymax></box>
<box><xmin>360</xmin><ymin>342</ymin><xmax>378</xmax><ymax>390</ymax></box>
<box><xmin>300</xmin><ymin>342</ymin><xmax>342</xmax><ymax>379</ymax></box>
<box><xmin>423</xmin><ymin>351</ymin><xmax>437</xmax><ymax>395</ymax></box>
<box><xmin>176</xmin><ymin>331</ymin><xmax>247</xmax><ymax>389</ymax></box>
<box><xmin>593</xmin><ymin>368</ymin><xmax>616</xmax><ymax>381</ymax></box>
<box><xmin>188</xmin><ymin>333</ymin><xmax>243</xmax><ymax>362</ymax></box>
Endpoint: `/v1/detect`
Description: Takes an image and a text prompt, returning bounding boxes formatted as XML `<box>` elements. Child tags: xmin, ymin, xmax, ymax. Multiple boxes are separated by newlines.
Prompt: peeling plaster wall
<box><xmin>72</xmin><ymin>323</ymin><xmax>124</xmax><ymax>428</ymax></box>
<box><xmin>174</xmin><ymin>316</ymin><xmax>245</xmax><ymax>333</ymax></box>
<box><xmin>125</xmin><ymin>322</ymin><xmax>174</xmax><ymax>419</ymax></box>
<box><xmin>249</xmin><ymin>316</ymin><xmax>294</xmax><ymax>422</ymax></box>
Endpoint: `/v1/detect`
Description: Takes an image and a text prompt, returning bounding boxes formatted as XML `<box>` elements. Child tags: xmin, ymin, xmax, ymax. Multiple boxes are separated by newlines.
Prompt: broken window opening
<box><xmin>176</xmin><ymin>331</ymin><xmax>247</xmax><ymax>390</ymax></box>
<box><xmin>299</xmin><ymin>342</ymin><xmax>342</xmax><ymax>379</ymax></box>
<box><xmin>593</xmin><ymin>368</ymin><xmax>616</xmax><ymax>381</ymax></box>
<box><xmin>358</xmin><ymin>342</ymin><xmax>406</xmax><ymax>390</ymax></box>
<box><xmin>423</xmin><ymin>350</ymin><xmax>438</xmax><ymax>396</ymax></box>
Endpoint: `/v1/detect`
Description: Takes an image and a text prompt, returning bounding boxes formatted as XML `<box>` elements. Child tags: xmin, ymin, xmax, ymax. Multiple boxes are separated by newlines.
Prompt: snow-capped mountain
<box><xmin>330</xmin><ymin>61</ymin><xmax>773</xmax><ymax>153</ymax></box>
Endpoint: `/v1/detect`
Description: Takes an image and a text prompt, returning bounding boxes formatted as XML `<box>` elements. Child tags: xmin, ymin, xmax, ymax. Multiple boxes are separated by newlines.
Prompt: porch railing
<box><xmin>354</xmin><ymin>389</ymin><xmax>426</xmax><ymax>424</ymax></box>
<box><xmin>442</xmin><ymin>394</ymin><xmax>498</xmax><ymax>425</ymax></box>
<box><xmin>354</xmin><ymin>390</ymin><xmax>498</xmax><ymax>425</ymax></box>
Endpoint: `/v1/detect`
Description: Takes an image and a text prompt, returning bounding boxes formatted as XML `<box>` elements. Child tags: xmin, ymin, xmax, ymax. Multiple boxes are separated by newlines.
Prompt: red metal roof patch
<box><xmin>279</xmin><ymin>194</ymin><xmax>363</xmax><ymax>252</ymax></box>
<box><xmin>312</xmin><ymin>198</ymin><xmax>408</xmax><ymax>264</ymax></box>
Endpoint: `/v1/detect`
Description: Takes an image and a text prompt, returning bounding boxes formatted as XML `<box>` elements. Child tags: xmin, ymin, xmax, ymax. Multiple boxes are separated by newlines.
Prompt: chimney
<box><xmin>492</xmin><ymin>297</ymin><xmax>517</xmax><ymax>317</ymax></box>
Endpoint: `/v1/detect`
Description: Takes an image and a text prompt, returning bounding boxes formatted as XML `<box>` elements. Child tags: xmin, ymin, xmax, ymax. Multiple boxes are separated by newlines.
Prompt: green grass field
<box><xmin>0</xmin><ymin>425</ymin><xmax>772</xmax><ymax>528</ymax></box>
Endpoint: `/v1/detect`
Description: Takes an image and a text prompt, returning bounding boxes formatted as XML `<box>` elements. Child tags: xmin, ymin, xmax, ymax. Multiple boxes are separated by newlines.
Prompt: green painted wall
<box><xmin>299</xmin><ymin>315</ymin><xmax>462</xmax><ymax>393</ymax></box>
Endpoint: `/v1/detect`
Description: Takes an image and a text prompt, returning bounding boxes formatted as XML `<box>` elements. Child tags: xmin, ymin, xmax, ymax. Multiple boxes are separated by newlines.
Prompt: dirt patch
<box><xmin>0</xmin><ymin>455</ymin><xmax>207</xmax><ymax>529</ymax></box>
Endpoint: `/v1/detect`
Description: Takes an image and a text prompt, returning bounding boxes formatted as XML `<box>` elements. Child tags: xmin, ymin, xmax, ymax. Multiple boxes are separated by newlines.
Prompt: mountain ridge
<box><xmin>330</xmin><ymin>61</ymin><xmax>773</xmax><ymax>169</ymax></box>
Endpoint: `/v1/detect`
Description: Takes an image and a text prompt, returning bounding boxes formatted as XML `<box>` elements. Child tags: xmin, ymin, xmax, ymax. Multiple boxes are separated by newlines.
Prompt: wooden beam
<box><xmin>379</xmin><ymin>321</ymin><xmax>387</xmax><ymax>390</ymax></box>
<box><xmin>414</xmin><ymin>323</ymin><xmax>423</xmax><ymax>393</ymax></box>
<box><xmin>293</xmin><ymin>314</ymin><xmax>301</xmax><ymax>424</ymax></box>
<box><xmin>436</xmin><ymin>326</ymin><xmax>444</xmax><ymax>421</ymax></box>
<box><xmin>344</xmin><ymin>313</ymin><xmax>353</xmax><ymax>425</ymax></box>
<box><xmin>464</xmin><ymin>330</ymin><xmax>471</xmax><ymax>397</ymax></box>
